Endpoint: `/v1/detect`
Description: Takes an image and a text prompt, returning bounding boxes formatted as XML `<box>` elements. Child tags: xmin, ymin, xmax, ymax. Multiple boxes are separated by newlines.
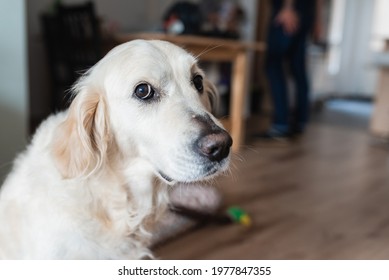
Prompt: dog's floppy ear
<box><xmin>52</xmin><ymin>89</ymin><xmax>110</xmax><ymax>179</ymax></box>
<box><xmin>203</xmin><ymin>79</ymin><xmax>219</xmax><ymax>116</ymax></box>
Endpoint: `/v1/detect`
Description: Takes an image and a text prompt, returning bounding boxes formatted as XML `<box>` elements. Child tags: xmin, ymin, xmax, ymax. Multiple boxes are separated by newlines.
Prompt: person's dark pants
<box><xmin>265</xmin><ymin>22</ymin><xmax>310</xmax><ymax>134</ymax></box>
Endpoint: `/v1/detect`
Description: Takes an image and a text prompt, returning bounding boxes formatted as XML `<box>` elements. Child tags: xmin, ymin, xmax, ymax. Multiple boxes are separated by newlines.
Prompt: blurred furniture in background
<box><xmin>371</xmin><ymin>39</ymin><xmax>389</xmax><ymax>139</ymax></box>
<box><xmin>115</xmin><ymin>33</ymin><xmax>266</xmax><ymax>151</ymax></box>
<box><xmin>41</xmin><ymin>1</ymin><xmax>102</xmax><ymax>111</ymax></box>
<box><xmin>371</xmin><ymin>75</ymin><xmax>389</xmax><ymax>138</ymax></box>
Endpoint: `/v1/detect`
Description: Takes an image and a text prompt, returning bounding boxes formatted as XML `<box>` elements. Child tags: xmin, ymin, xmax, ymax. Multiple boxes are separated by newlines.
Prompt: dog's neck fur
<box><xmin>77</xmin><ymin>155</ymin><xmax>169</xmax><ymax>259</ymax></box>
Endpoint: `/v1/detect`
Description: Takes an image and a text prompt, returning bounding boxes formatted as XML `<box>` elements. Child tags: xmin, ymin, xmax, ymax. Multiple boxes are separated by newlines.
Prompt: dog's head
<box><xmin>53</xmin><ymin>40</ymin><xmax>232</xmax><ymax>184</ymax></box>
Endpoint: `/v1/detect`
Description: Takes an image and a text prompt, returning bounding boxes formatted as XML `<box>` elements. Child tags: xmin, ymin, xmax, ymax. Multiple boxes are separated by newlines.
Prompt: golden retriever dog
<box><xmin>0</xmin><ymin>40</ymin><xmax>232</xmax><ymax>259</ymax></box>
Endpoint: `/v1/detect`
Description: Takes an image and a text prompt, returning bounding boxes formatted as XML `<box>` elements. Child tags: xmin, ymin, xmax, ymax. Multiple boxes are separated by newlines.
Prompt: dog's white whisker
<box><xmin>194</xmin><ymin>44</ymin><xmax>224</xmax><ymax>60</ymax></box>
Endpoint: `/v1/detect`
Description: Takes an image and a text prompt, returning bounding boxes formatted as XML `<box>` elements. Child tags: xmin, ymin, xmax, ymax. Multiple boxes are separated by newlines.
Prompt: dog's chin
<box><xmin>157</xmin><ymin>160</ymin><xmax>228</xmax><ymax>186</ymax></box>
<box><xmin>157</xmin><ymin>171</ymin><xmax>177</xmax><ymax>185</ymax></box>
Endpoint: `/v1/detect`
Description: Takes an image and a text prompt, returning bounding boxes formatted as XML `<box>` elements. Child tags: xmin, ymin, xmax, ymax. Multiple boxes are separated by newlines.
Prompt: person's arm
<box><xmin>312</xmin><ymin>0</ymin><xmax>324</xmax><ymax>42</ymax></box>
<box><xmin>275</xmin><ymin>0</ymin><xmax>299</xmax><ymax>35</ymax></box>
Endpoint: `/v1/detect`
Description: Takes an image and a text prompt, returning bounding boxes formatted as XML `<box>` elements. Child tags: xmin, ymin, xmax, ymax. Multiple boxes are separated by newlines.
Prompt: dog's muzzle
<box><xmin>158</xmin><ymin>114</ymin><xmax>232</xmax><ymax>184</ymax></box>
<box><xmin>196</xmin><ymin>129</ymin><xmax>233</xmax><ymax>162</ymax></box>
<box><xmin>191</xmin><ymin>113</ymin><xmax>233</xmax><ymax>163</ymax></box>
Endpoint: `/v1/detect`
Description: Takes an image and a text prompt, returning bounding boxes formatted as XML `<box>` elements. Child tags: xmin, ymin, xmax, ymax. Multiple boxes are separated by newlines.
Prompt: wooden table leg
<box><xmin>230</xmin><ymin>51</ymin><xmax>249</xmax><ymax>152</ymax></box>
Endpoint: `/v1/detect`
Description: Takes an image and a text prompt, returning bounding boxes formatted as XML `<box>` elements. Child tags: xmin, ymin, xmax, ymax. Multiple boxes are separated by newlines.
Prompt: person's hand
<box><xmin>275</xmin><ymin>7</ymin><xmax>299</xmax><ymax>35</ymax></box>
<box><xmin>312</xmin><ymin>21</ymin><xmax>322</xmax><ymax>43</ymax></box>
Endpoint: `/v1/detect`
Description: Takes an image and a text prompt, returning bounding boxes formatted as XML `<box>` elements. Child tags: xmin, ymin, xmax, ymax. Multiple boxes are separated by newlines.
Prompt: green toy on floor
<box><xmin>171</xmin><ymin>205</ymin><xmax>251</xmax><ymax>227</ymax></box>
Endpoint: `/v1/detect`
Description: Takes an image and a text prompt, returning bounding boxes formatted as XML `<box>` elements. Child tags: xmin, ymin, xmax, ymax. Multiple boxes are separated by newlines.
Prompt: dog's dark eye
<box><xmin>134</xmin><ymin>83</ymin><xmax>155</xmax><ymax>100</ymax></box>
<box><xmin>193</xmin><ymin>75</ymin><xmax>203</xmax><ymax>93</ymax></box>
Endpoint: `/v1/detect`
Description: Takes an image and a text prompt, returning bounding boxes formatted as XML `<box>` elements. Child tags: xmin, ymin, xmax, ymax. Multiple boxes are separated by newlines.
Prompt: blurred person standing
<box><xmin>259</xmin><ymin>0</ymin><xmax>323</xmax><ymax>140</ymax></box>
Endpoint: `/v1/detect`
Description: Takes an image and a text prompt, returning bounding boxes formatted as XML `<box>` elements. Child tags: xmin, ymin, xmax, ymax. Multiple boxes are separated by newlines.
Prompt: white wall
<box><xmin>371</xmin><ymin>0</ymin><xmax>389</xmax><ymax>50</ymax></box>
<box><xmin>323</xmin><ymin>0</ymin><xmax>377</xmax><ymax>96</ymax></box>
<box><xmin>336</xmin><ymin>0</ymin><xmax>376</xmax><ymax>95</ymax></box>
<box><xmin>0</xmin><ymin>0</ymin><xmax>28</xmax><ymax>183</ymax></box>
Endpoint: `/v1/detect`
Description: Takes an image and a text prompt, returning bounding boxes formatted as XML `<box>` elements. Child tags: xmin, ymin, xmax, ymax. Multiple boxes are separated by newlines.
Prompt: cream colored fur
<box><xmin>0</xmin><ymin>40</ymin><xmax>230</xmax><ymax>259</ymax></box>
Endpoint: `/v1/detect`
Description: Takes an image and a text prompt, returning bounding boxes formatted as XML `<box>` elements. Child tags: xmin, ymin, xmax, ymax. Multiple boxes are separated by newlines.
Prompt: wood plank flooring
<box><xmin>154</xmin><ymin>103</ymin><xmax>389</xmax><ymax>259</ymax></box>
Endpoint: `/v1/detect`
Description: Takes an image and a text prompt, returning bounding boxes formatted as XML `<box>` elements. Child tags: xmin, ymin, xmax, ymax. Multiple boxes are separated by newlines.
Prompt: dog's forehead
<box><xmin>114</xmin><ymin>40</ymin><xmax>200</xmax><ymax>85</ymax></box>
<box><xmin>100</xmin><ymin>40</ymin><xmax>203</xmax><ymax>96</ymax></box>
<box><xmin>148</xmin><ymin>40</ymin><xmax>193</xmax><ymax>58</ymax></box>
<box><xmin>152</xmin><ymin>41</ymin><xmax>198</xmax><ymax>75</ymax></box>
<box><xmin>123</xmin><ymin>40</ymin><xmax>196</xmax><ymax>69</ymax></box>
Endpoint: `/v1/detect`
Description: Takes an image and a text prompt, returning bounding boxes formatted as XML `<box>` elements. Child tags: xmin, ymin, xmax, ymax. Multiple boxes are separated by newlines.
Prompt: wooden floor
<box><xmin>154</xmin><ymin>102</ymin><xmax>389</xmax><ymax>259</ymax></box>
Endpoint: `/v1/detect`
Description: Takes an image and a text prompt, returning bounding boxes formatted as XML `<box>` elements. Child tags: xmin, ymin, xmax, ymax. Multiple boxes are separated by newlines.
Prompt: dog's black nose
<box><xmin>197</xmin><ymin>130</ymin><xmax>233</xmax><ymax>162</ymax></box>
